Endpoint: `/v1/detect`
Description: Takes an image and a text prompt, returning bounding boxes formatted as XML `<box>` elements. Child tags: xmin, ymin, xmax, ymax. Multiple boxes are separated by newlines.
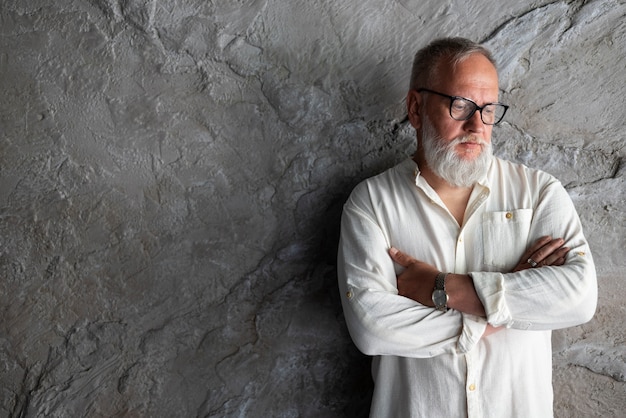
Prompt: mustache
<box><xmin>452</xmin><ymin>136</ymin><xmax>489</xmax><ymax>146</ymax></box>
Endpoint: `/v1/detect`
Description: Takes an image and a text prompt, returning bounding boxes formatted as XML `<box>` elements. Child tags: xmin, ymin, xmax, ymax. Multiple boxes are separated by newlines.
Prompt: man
<box><xmin>337</xmin><ymin>37</ymin><xmax>597</xmax><ymax>417</ymax></box>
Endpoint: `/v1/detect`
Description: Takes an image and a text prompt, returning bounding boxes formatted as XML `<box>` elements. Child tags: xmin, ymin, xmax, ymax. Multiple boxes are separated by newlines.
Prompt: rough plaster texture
<box><xmin>0</xmin><ymin>0</ymin><xmax>624</xmax><ymax>417</ymax></box>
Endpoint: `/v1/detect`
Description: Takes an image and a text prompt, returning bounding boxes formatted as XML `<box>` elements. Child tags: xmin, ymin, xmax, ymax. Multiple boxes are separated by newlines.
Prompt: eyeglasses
<box><xmin>417</xmin><ymin>88</ymin><xmax>509</xmax><ymax>125</ymax></box>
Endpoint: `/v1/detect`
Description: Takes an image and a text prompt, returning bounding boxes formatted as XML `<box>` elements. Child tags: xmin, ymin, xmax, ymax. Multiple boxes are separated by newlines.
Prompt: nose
<box><xmin>463</xmin><ymin>109</ymin><xmax>485</xmax><ymax>133</ymax></box>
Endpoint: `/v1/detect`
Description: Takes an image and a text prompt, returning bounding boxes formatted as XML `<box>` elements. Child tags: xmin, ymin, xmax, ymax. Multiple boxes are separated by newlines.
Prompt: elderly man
<box><xmin>337</xmin><ymin>37</ymin><xmax>597</xmax><ymax>417</ymax></box>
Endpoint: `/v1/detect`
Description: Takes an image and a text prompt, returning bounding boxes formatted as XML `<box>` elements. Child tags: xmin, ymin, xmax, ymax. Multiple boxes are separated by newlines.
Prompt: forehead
<box><xmin>433</xmin><ymin>53</ymin><xmax>499</xmax><ymax>97</ymax></box>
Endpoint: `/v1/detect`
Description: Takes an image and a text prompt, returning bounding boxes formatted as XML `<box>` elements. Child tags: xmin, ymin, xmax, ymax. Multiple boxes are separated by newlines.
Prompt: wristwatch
<box><xmin>432</xmin><ymin>272</ymin><xmax>449</xmax><ymax>312</ymax></box>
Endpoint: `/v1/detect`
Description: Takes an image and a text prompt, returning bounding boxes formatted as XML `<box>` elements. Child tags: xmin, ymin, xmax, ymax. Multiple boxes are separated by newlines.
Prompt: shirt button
<box><xmin>577</xmin><ymin>251</ymin><xmax>586</xmax><ymax>256</ymax></box>
<box><xmin>469</xmin><ymin>384</ymin><xmax>476</xmax><ymax>391</ymax></box>
<box><xmin>505</xmin><ymin>212</ymin><xmax>513</xmax><ymax>219</ymax></box>
<box><xmin>346</xmin><ymin>291</ymin><xmax>353</xmax><ymax>299</ymax></box>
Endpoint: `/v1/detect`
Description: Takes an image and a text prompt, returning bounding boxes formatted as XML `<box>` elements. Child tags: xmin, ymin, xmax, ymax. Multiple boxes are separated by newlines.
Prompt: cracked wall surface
<box><xmin>0</xmin><ymin>0</ymin><xmax>624</xmax><ymax>416</ymax></box>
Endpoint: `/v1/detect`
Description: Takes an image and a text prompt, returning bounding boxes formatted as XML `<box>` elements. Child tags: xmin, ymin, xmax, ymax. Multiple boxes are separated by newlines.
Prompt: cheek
<box><xmin>433</xmin><ymin>119</ymin><xmax>463</xmax><ymax>140</ymax></box>
<box><xmin>483</xmin><ymin>127</ymin><xmax>494</xmax><ymax>142</ymax></box>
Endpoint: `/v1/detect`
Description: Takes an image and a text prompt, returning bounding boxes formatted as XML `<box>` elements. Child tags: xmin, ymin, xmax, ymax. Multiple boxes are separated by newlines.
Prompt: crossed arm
<box><xmin>389</xmin><ymin>236</ymin><xmax>572</xmax><ymax>337</ymax></box>
<box><xmin>389</xmin><ymin>235</ymin><xmax>570</xmax><ymax>317</ymax></box>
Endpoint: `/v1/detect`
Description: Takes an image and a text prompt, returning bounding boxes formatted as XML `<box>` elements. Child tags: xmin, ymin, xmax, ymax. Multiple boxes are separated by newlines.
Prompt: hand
<box><xmin>512</xmin><ymin>236</ymin><xmax>569</xmax><ymax>272</ymax></box>
<box><xmin>389</xmin><ymin>247</ymin><xmax>439</xmax><ymax>306</ymax></box>
<box><xmin>483</xmin><ymin>324</ymin><xmax>501</xmax><ymax>338</ymax></box>
<box><xmin>389</xmin><ymin>247</ymin><xmax>485</xmax><ymax>315</ymax></box>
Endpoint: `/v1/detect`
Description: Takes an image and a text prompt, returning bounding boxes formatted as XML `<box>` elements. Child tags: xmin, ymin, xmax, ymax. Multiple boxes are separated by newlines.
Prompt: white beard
<box><xmin>420</xmin><ymin>115</ymin><xmax>493</xmax><ymax>188</ymax></box>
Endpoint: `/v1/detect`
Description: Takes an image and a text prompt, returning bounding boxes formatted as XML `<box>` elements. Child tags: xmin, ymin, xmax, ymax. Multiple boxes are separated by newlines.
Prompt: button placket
<box><xmin>465</xmin><ymin>352</ymin><xmax>481</xmax><ymax>417</ymax></box>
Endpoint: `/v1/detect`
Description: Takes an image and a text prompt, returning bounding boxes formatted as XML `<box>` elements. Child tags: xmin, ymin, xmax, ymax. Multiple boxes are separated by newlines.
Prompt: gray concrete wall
<box><xmin>1</xmin><ymin>0</ymin><xmax>624</xmax><ymax>416</ymax></box>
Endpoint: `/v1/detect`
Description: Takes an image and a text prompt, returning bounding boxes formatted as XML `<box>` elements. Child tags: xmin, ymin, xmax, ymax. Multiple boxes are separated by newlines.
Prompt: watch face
<box><xmin>432</xmin><ymin>289</ymin><xmax>448</xmax><ymax>307</ymax></box>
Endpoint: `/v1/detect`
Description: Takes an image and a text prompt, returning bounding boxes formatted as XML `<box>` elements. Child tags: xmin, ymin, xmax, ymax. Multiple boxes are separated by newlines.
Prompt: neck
<box><xmin>413</xmin><ymin>151</ymin><xmax>474</xmax><ymax>226</ymax></box>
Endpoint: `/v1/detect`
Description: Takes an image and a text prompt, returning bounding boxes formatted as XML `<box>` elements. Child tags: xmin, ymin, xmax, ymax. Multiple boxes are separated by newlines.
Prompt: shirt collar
<box><xmin>406</xmin><ymin>156</ymin><xmax>494</xmax><ymax>189</ymax></box>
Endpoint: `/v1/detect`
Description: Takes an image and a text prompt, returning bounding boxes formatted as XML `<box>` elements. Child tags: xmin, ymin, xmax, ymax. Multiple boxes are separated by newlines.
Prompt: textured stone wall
<box><xmin>0</xmin><ymin>0</ymin><xmax>624</xmax><ymax>416</ymax></box>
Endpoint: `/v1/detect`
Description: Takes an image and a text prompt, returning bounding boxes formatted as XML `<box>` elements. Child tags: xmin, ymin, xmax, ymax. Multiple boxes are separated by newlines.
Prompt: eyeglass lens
<box><xmin>451</xmin><ymin>98</ymin><xmax>506</xmax><ymax>125</ymax></box>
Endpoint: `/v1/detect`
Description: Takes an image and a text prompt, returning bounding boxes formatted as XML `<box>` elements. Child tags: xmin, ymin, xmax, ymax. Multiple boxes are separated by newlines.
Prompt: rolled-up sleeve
<box><xmin>338</xmin><ymin>186</ymin><xmax>486</xmax><ymax>357</ymax></box>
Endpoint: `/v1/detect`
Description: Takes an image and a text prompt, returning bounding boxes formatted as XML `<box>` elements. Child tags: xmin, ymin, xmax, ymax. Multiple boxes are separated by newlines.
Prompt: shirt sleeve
<box><xmin>471</xmin><ymin>180</ymin><xmax>597</xmax><ymax>330</ymax></box>
<box><xmin>337</xmin><ymin>186</ymin><xmax>486</xmax><ymax>358</ymax></box>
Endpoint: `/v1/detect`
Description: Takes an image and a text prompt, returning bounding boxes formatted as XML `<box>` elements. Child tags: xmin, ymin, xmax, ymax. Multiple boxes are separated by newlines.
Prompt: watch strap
<box><xmin>435</xmin><ymin>272</ymin><xmax>447</xmax><ymax>291</ymax></box>
<box><xmin>433</xmin><ymin>272</ymin><xmax>449</xmax><ymax>312</ymax></box>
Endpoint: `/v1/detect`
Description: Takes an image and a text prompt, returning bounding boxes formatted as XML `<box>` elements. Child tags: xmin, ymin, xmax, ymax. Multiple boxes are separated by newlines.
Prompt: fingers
<box><xmin>521</xmin><ymin>235</ymin><xmax>552</xmax><ymax>261</ymax></box>
<box><xmin>389</xmin><ymin>247</ymin><xmax>415</xmax><ymax>267</ymax></box>
<box><xmin>483</xmin><ymin>324</ymin><xmax>502</xmax><ymax>338</ymax></box>
<box><xmin>513</xmin><ymin>236</ymin><xmax>569</xmax><ymax>272</ymax></box>
<box><xmin>525</xmin><ymin>236</ymin><xmax>570</xmax><ymax>268</ymax></box>
<box><xmin>537</xmin><ymin>246</ymin><xmax>569</xmax><ymax>267</ymax></box>
<box><xmin>533</xmin><ymin>237</ymin><xmax>564</xmax><ymax>260</ymax></box>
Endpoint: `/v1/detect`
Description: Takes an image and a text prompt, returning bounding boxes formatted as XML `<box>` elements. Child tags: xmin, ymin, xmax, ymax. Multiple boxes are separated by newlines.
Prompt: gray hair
<box><xmin>409</xmin><ymin>37</ymin><xmax>497</xmax><ymax>90</ymax></box>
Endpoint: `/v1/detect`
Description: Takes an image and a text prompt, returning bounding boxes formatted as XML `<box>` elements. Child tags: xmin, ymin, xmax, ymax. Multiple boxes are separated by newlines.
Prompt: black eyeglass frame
<box><xmin>416</xmin><ymin>88</ymin><xmax>509</xmax><ymax>125</ymax></box>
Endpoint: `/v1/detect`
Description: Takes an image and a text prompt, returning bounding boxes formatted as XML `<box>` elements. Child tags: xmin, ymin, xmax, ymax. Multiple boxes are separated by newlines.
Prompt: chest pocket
<box><xmin>482</xmin><ymin>209</ymin><xmax>533</xmax><ymax>269</ymax></box>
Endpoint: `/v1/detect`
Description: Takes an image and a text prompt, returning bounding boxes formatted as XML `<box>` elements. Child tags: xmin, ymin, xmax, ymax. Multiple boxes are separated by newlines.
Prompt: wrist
<box><xmin>446</xmin><ymin>273</ymin><xmax>486</xmax><ymax>316</ymax></box>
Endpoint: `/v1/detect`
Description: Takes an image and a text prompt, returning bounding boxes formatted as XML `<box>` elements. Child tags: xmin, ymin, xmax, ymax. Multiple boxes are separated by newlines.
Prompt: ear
<box><xmin>406</xmin><ymin>89</ymin><xmax>422</xmax><ymax>130</ymax></box>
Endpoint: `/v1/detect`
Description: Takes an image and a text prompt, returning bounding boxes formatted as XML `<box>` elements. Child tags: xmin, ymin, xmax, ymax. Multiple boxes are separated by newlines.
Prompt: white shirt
<box><xmin>337</xmin><ymin>157</ymin><xmax>597</xmax><ymax>418</ymax></box>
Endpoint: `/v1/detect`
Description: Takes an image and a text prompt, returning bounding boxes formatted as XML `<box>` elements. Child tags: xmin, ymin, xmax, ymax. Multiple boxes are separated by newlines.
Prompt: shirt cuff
<box><xmin>457</xmin><ymin>313</ymin><xmax>487</xmax><ymax>353</ymax></box>
<box><xmin>470</xmin><ymin>272</ymin><xmax>514</xmax><ymax>327</ymax></box>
